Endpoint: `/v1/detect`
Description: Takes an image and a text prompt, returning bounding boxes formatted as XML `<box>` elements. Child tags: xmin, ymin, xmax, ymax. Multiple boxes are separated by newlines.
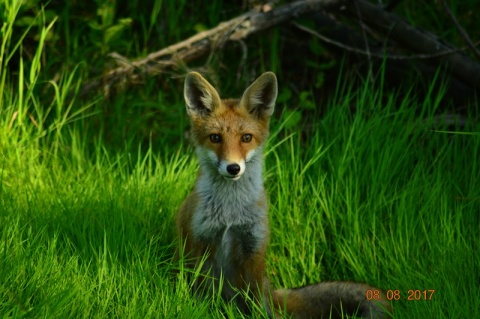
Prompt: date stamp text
<box><xmin>366</xmin><ymin>289</ymin><xmax>435</xmax><ymax>301</ymax></box>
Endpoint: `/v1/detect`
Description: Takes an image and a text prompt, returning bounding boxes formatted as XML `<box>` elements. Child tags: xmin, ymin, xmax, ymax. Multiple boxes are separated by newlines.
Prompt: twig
<box><xmin>353</xmin><ymin>0</ymin><xmax>373</xmax><ymax>82</ymax></box>
<box><xmin>293</xmin><ymin>22</ymin><xmax>479</xmax><ymax>60</ymax></box>
<box><xmin>439</xmin><ymin>0</ymin><xmax>480</xmax><ymax>59</ymax></box>
<box><xmin>339</xmin><ymin>0</ymin><xmax>480</xmax><ymax>89</ymax></box>
<box><xmin>235</xmin><ymin>39</ymin><xmax>248</xmax><ymax>81</ymax></box>
<box><xmin>385</xmin><ymin>0</ymin><xmax>402</xmax><ymax>11</ymax></box>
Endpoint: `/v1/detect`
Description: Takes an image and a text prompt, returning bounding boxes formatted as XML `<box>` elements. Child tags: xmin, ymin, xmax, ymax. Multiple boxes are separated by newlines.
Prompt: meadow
<box><xmin>1</xmin><ymin>1</ymin><xmax>479</xmax><ymax>318</ymax></box>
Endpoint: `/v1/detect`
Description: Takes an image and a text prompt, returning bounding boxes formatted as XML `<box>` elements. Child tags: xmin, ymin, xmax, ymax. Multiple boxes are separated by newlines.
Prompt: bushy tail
<box><xmin>268</xmin><ymin>281</ymin><xmax>391</xmax><ymax>319</ymax></box>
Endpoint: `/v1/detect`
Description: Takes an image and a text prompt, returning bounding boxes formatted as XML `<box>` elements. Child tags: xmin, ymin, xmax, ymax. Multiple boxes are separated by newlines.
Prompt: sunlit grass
<box><xmin>1</xmin><ymin>1</ymin><xmax>479</xmax><ymax>318</ymax></box>
<box><xmin>265</xmin><ymin>85</ymin><xmax>480</xmax><ymax>318</ymax></box>
<box><xmin>2</xmin><ymin>77</ymin><xmax>479</xmax><ymax>317</ymax></box>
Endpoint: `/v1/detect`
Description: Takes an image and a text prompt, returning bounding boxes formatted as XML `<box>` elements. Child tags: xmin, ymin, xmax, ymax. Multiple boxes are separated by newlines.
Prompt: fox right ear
<box><xmin>184</xmin><ymin>72</ymin><xmax>221</xmax><ymax>118</ymax></box>
<box><xmin>240</xmin><ymin>72</ymin><xmax>277</xmax><ymax>119</ymax></box>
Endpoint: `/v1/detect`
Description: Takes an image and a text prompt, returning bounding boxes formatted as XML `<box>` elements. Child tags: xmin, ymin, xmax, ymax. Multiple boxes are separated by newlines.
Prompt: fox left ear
<box><xmin>184</xmin><ymin>72</ymin><xmax>222</xmax><ymax>118</ymax></box>
<box><xmin>241</xmin><ymin>72</ymin><xmax>278</xmax><ymax>119</ymax></box>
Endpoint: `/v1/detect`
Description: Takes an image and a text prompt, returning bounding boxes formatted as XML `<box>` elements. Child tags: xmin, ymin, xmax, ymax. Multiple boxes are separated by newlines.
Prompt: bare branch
<box><xmin>293</xmin><ymin>22</ymin><xmax>480</xmax><ymax>60</ymax></box>
<box><xmin>340</xmin><ymin>0</ymin><xmax>480</xmax><ymax>89</ymax></box>
<box><xmin>80</xmin><ymin>0</ymin><xmax>344</xmax><ymax>97</ymax></box>
<box><xmin>78</xmin><ymin>0</ymin><xmax>480</xmax><ymax>97</ymax></box>
<box><xmin>439</xmin><ymin>0</ymin><xmax>480</xmax><ymax>59</ymax></box>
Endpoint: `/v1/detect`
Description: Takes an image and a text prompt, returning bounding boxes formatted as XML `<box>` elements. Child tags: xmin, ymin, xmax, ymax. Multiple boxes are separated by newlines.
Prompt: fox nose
<box><xmin>226</xmin><ymin>164</ymin><xmax>241</xmax><ymax>176</ymax></box>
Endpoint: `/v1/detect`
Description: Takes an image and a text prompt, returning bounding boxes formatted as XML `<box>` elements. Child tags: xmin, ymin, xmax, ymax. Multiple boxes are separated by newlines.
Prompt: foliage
<box><xmin>1</xmin><ymin>0</ymin><xmax>479</xmax><ymax>318</ymax></box>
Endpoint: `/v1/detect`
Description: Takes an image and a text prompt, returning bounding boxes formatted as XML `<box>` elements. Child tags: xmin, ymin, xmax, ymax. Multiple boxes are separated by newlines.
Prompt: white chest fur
<box><xmin>191</xmin><ymin>153</ymin><xmax>268</xmax><ymax>265</ymax></box>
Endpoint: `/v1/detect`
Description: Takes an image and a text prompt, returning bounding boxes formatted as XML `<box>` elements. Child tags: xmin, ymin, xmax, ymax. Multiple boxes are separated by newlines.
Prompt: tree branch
<box><xmin>294</xmin><ymin>21</ymin><xmax>479</xmax><ymax>60</ymax></box>
<box><xmin>340</xmin><ymin>0</ymin><xmax>480</xmax><ymax>89</ymax></box>
<box><xmin>80</xmin><ymin>0</ymin><xmax>344</xmax><ymax>97</ymax></box>
<box><xmin>439</xmin><ymin>0</ymin><xmax>480</xmax><ymax>59</ymax></box>
<box><xmin>79</xmin><ymin>0</ymin><xmax>480</xmax><ymax>97</ymax></box>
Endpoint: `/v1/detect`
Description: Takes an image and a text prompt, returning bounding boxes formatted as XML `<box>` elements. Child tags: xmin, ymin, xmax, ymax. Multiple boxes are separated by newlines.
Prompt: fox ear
<box><xmin>241</xmin><ymin>72</ymin><xmax>277</xmax><ymax>119</ymax></box>
<box><xmin>184</xmin><ymin>72</ymin><xmax>221</xmax><ymax>117</ymax></box>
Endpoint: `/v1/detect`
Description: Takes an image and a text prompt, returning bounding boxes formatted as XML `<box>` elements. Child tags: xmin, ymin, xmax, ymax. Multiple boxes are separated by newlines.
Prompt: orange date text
<box><xmin>366</xmin><ymin>289</ymin><xmax>435</xmax><ymax>301</ymax></box>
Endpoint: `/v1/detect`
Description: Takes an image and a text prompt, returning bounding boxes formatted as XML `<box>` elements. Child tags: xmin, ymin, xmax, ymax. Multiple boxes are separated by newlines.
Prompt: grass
<box><xmin>266</xmin><ymin>85</ymin><xmax>480</xmax><ymax>318</ymax></box>
<box><xmin>1</xmin><ymin>0</ymin><xmax>479</xmax><ymax>318</ymax></box>
<box><xmin>2</xmin><ymin>75</ymin><xmax>479</xmax><ymax>318</ymax></box>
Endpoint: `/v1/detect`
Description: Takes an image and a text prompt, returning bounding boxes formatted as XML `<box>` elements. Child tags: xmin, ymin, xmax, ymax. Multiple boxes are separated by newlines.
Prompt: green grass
<box><xmin>265</xmin><ymin>85</ymin><xmax>480</xmax><ymax>318</ymax></box>
<box><xmin>2</xmin><ymin>77</ymin><xmax>479</xmax><ymax>318</ymax></box>
<box><xmin>1</xmin><ymin>1</ymin><xmax>479</xmax><ymax>318</ymax></box>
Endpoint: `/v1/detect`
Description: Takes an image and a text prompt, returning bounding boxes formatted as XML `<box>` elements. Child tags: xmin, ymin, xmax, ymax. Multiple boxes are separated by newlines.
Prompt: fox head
<box><xmin>184</xmin><ymin>72</ymin><xmax>277</xmax><ymax>181</ymax></box>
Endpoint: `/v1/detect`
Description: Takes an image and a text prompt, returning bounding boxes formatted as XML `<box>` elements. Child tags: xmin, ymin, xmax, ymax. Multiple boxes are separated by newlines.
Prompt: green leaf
<box><xmin>283</xmin><ymin>109</ymin><xmax>302</xmax><ymax>130</ymax></box>
<box><xmin>104</xmin><ymin>19</ymin><xmax>132</xmax><ymax>44</ymax></box>
<box><xmin>315</xmin><ymin>73</ymin><xmax>325</xmax><ymax>89</ymax></box>
<box><xmin>299</xmin><ymin>91</ymin><xmax>315</xmax><ymax>110</ymax></box>
<box><xmin>277</xmin><ymin>88</ymin><xmax>292</xmax><ymax>104</ymax></box>
<box><xmin>14</xmin><ymin>16</ymin><xmax>36</xmax><ymax>27</ymax></box>
<box><xmin>308</xmin><ymin>38</ymin><xmax>326</xmax><ymax>55</ymax></box>
<box><xmin>194</xmin><ymin>23</ymin><xmax>208</xmax><ymax>33</ymax></box>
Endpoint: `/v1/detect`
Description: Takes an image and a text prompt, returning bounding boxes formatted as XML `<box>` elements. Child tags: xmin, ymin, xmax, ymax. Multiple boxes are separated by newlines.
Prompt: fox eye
<box><xmin>209</xmin><ymin>134</ymin><xmax>222</xmax><ymax>143</ymax></box>
<box><xmin>241</xmin><ymin>134</ymin><xmax>252</xmax><ymax>143</ymax></box>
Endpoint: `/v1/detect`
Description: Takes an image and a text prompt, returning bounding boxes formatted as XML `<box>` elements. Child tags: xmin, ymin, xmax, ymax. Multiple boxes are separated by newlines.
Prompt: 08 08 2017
<box><xmin>366</xmin><ymin>289</ymin><xmax>435</xmax><ymax>301</ymax></box>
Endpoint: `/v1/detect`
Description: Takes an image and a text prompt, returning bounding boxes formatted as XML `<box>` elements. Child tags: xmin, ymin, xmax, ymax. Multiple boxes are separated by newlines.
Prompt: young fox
<box><xmin>176</xmin><ymin>71</ymin><xmax>390</xmax><ymax>318</ymax></box>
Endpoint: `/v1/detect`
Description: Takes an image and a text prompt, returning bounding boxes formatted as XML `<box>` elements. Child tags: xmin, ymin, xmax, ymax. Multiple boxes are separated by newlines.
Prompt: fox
<box><xmin>176</xmin><ymin>71</ymin><xmax>391</xmax><ymax>318</ymax></box>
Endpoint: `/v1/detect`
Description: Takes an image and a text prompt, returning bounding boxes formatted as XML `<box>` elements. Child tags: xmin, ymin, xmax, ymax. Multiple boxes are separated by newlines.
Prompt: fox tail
<box><xmin>268</xmin><ymin>281</ymin><xmax>391</xmax><ymax>319</ymax></box>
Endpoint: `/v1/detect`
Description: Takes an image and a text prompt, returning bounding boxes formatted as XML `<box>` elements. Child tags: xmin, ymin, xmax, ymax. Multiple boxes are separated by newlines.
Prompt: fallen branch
<box><xmin>80</xmin><ymin>0</ymin><xmax>343</xmax><ymax>97</ymax></box>
<box><xmin>439</xmin><ymin>0</ymin><xmax>480</xmax><ymax>59</ymax></box>
<box><xmin>80</xmin><ymin>0</ymin><xmax>480</xmax><ymax>97</ymax></box>
<box><xmin>339</xmin><ymin>0</ymin><xmax>480</xmax><ymax>89</ymax></box>
<box><xmin>294</xmin><ymin>22</ymin><xmax>479</xmax><ymax>60</ymax></box>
